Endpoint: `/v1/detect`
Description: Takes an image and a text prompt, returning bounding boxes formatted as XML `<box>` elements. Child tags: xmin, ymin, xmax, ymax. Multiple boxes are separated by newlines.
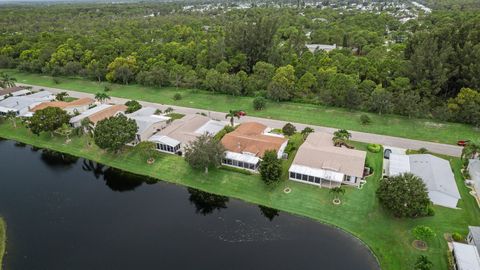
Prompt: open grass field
<box><xmin>1</xmin><ymin>120</ymin><xmax>479</xmax><ymax>270</ymax></box>
<box><xmin>3</xmin><ymin>69</ymin><xmax>479</xmax><ymax>145</ymax></box>
<box><xmin>0</xmin><ymin>218</ymin><xmax>5</xmax><ymax>270</ymax></box>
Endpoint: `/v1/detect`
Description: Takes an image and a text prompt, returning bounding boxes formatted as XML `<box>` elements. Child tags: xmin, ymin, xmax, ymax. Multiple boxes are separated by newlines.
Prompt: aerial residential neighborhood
<box><xmin>0</xmin><ymin>0</ymin><xmax>480</xmax><ymax>270</ymax></box>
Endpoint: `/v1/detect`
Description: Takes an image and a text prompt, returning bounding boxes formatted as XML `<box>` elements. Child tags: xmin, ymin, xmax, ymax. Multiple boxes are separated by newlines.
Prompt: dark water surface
<box><xmin>0</xmin><ymin>140</ymin><xmax>380</xmax><ymax>270</ymax></box>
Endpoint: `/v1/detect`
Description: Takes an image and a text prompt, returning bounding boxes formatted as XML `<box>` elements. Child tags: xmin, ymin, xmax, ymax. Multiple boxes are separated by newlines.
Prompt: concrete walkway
<box><xmin>19</xmin><ymin>83</ymin><xmax>464</xmax><ymax>157</ymax></box>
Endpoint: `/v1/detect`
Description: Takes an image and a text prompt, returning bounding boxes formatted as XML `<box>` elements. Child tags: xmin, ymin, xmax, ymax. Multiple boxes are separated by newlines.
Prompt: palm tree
<box><xmin>330</xmin><ymin>186</ymin><xmax>345</xmax><ymax>203</ymax></box>
<box><xmin>332</xmin><ymin>129</ymin><xmax>352</xmax><ymax>147</ymax></box>
<box><xmin>462</xmin><ymin>141</ymin><xmax>480</xmax><ymax>160</ymax></box>
<box><xmin>55</xmin><ymin>123</ymin><xmax>73</xmax><ymax>143</ymax></box>
<box><xmin>80</xmin><ymin>118</ymin><xmax>94</xmax><ymax>146</ymax></box>
<box><xmin>225</xmin><ymin>110</ymin><xmax>241</xmax><ymax>127</ymax></box>
<box><xmin>0</xmin><ymin>72</ymin><xmax>16</xmax><ymax>88</ymax></box>
<box><xmin>94</xmin><ymin>92</ymin><xmax>110</xmax><ymax>104</ymax></box>
<box><xmin>5</xmin><ymin>111</ymin><xmax>17</xmax><ymax>128</ymax></box>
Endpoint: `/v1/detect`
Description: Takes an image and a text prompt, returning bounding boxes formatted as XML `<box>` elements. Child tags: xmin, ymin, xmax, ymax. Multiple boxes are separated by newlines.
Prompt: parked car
<box><xmin>457</xmin><ymin>140</ymin><xmax>470</xmax><ymax>147</ymax></box>
<box><xmin>383</xmin><ymin>149</ymin><xmax>392</xmax><ymax>159</ymax></box>
<box><xmin>237</xmin><ymin>111</ymin><xmax>247</xmax><ymax>117</ymax></box>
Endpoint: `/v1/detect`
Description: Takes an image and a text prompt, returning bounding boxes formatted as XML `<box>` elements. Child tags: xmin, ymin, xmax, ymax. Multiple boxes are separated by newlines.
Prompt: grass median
<box><xmin>0</xmin><ymin>120</ymin><xmax>479</xmax><ymax>270</ymax></box>
<box><xmin>2</xmin><ymin>69</ymin><xmax>479</xmax><ymax>145</ymax></box>
<box><xmin>0</xmin><ymin>217</ymin><xmax>5</xmax><ymax>270</ymax></box>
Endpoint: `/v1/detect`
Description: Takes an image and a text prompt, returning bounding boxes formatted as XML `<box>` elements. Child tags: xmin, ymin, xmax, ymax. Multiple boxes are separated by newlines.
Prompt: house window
<box><xmin>232</xmin><ymin>160</ymin><xmax>238</xmax><ymax>166</ymax></box>
<box><xmin>249</xmin><ymin>163</ymin><xmax>255</xmax><ymax>170</ymax></box>
<box><xmin>308</xmin><ymin>176</ymin><xmax>314</xmax><ymax>182</ymax></box>
<box><xmin>290</xmin><ymin>172</ymin><xmax>295</xmax><ymax>179</ymax></box>
<box><xmin>314</xmin><ymin>177</ymin><xmax>320</xmax><ymax>183</ymax></box>
<box><xmin>238</xmin><ymin>161</ymin><xmax>244</xmax><ymax>168</ymax></box>
<box><xmin>302</xmin><ymin>174</ymin><xmax>307</xmax><ymax>181</ymax></box>
<box><xmin>296</xmin><ymin>173</ymin><xmax>302</xmax><ymax>180</ymax></box>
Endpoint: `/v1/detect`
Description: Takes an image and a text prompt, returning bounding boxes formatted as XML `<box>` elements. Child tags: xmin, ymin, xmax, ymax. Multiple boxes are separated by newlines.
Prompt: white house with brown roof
<box><xmin>148</xmin><ymin>114</ymin><xmax>225</xmax><ymax>155</ymax></box>
<box><xmin>69</xmin><ymin>104</ymin><xmax>127</xmax><ymax>128</ymax></box>
<box><xmin>220</xmin><ymin>122</ymin><xmax>288</xmax><ymax>172</ymax></box>
<box><xmin>31</xmin><ymin>97</ymin><xmax>95</xmax><ymax>115</ymax></box>
<box><xmin>289</xmin><ymin>132</ymin><xmax>366</xmax><ymax>188</ymax></box>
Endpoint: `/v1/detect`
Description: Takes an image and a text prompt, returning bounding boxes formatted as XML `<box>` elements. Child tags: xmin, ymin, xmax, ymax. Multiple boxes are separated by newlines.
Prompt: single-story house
<box><xmin>148</xmin><ymin>114</ymin><xmax>225</xmax><ymax>155</ymax></box>
<box><xmin>452</xmin><ymin>242</ymin><xmax>480</xmax><ymax>270</ymax></box>
<box><xmin>289</xmin><ymin>132</ymin><xmax>366</xmax><ymax>188</ymax></box>
<box><xmin>124</xmin><ymin>107</ymin><xmax>170</xmax><ymax>145</ymax></box>
<box><xmin>306</xmin><ymin>44</ymin><xmax>338</xmax><ymax>53</ymax></box>
<box><xmin>220</xmin><ymin>122</ymin><xmax>288</xmax><ymax>172</ymax></box>
<box><xmin>69</xmin><ymin>104</ymin><xmax>127</xmax><ymax>128</ymax></box>
<box><xmin>0</xmin><ymin>91</ymin><xmax>55</xmax><ymax>116</ymax></box>
<box><xmin>469</xmin><ymin>159</ymin><xmax>480</xmax><ymax>200</ymax></box>
<box><xmin>31</xmin><ymin>97</ymin><xmax>95</xmax><ymax>115</ymax></box>
<box><xmin>468</xmin><ymin>226</ymin><xmax>480</xmax><ymax>255</ymax></box>
<box><xmin>0</xmin><ymin>86</ymin><xmax>31</xmax><ymax>100</ymax></box>
<box><xmin>388</xmin><ymin>153</ymin><xmax>461</xmax><ymax>209</ymax></box>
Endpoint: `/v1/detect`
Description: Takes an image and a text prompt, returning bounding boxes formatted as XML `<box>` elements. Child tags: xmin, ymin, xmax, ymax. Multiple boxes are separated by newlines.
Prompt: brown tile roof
<box><xmin>88</xmin><ymin>104</ymin><xmax>127</xmax><ymax>124</ymax></box>
<box><xmin>292</xmin><ymin>132</ymin><xmax>366</xmax><ymax>178</ymax></box>
<box><xmin>0</xmin><ymin>86</ymin><xmax>27</xmax><ymax>96</ymax></box>
<box><xmin>31</xmin><ymin>98</ymin><xmax>94</xmax><ymax>112</ymax></box>
<box><xmin>221</xmin><ymin>122</ymin><xmax>288</xmax><ymax>158</ymax></box>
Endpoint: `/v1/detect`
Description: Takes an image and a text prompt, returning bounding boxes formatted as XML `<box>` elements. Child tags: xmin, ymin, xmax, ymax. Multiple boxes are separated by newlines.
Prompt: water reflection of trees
<box><xmin>40</xmin><ymin>149</ymin><xmax>79</xmax><ymax>167</ymax></box>
<box><xmin>187</xmin><ymin>188</ymin><xmax>229</xmax><ymax>216</ymax></box>
<box><xmin>258</xmin><ymin>205</ymin><xmax>280</xmax><ymax>221</ymax></box>
<box><xmin>82</xmin><ymin>160</ymin><xmax>156</xmax><ymax>192</ymax></box>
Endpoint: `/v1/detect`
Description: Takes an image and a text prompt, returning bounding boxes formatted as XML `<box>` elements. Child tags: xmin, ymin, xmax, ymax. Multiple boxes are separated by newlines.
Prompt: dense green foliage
<box><xmin>412</xmin><ymin>225</ymin><xmax>436</xmax><ymax>242</ymax></box>
<box><xmin>415</xmin><ymin>255</ymin><xmax>433</xmax><ymax>270</ymax></box>
<box><xmin>125</xmin><ymin>100</ymin><xmax>142</xmax><ymax>113</ymax></box>
<box><xmin>377</xmin><ymin>173</ymin><xmax>431</xmax><ymax>218</ymax></box>
<box><xmin>259</xmin><ymin>150</ymin><xmax>283</xmax><ymax>184</ymax></box>
<box><xmin>184</xmin><ymin>133</ymin><xmax>225</xmax><ymax>173</ymax></box>
<box><xmin>93</xmin><ymin>114</ymin><xmax>138</xmax><ymax>152</ymax></box>
<box><xmin>28</xmin><ymin>107</ymin><xmax>70</xmax><ymax>136</ymax></box>
<box><xmin>1</xmin><ymin>4</ymin><xmax>479</xmax><ymax>126</ymax></box>
<box><xmin>282</xmin><ymin>123</ymin><xmax>296</xmax><ymax>136</ymax></box>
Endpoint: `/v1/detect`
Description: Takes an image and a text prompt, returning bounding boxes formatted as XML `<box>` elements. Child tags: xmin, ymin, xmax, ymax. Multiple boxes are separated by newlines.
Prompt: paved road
<box><xmin>19</xmin><ymin>83</ymin><xmax>464</xmax><ymax>157</ymax></box>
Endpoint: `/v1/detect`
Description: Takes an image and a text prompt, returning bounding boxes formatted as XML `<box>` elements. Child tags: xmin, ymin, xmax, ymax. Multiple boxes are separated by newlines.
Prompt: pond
<box><xmin>0</xmin><ymin>140</ymin><xmax>380</xmax><ymax>270</ymax></box>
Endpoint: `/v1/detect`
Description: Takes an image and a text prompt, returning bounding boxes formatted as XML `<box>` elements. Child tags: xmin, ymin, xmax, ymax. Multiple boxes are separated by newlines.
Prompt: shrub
<box><xmin>125</xmin><ymin>100</ymin><xmax>142</xmax><ymax>113</ymax></box>
<box><xmin>214</xmin><ymin>125</ymin><xmax>235</xmax><ymax>141</ymax></box>
<box><xmin>452</xmin><ymin>232</ymin><xmax>464</xmax><ymax>242</ymax></box>
<box><xmin>427</xmin><ymin>206</ymin><xmax>435</xmax><ymax>216</ymax></box>
<box><xmin>412</xmin><ymin>226</ymin><xmax>436</xmax><ymax>242</ymax></box>
<box><xmin>282</xmin><ymin>123</ymin><xmax>296</xmax><ymax>136</ymax></box>
<box><xmin>173</xmin><ymin>93</ymin><xmax>182</xmax><ymax>100</ymax></box>
<box><xmin>418</xmin><ymin>147</ymin><xmax>429</xmax><ymax>154</ymax></box>
<box><xmin>259</xmin><ymin>150</ymin><xmax>283</xmax><ymax>184</ymax></box>
<box><xmin>367</xmin><ymin>143</ymin><xmax>381</xmax><ymax>153</ymax></box>
<box><xmin>414</xmin><ymin>255</ymin><xmax>433</xmax><ymax>270</ymax></box>
<box><xmin>104</xmin><ymin>85</ymin><xmax>112</xmax><ymax>92</ymax></box>
<box><xmin>360</xmin><ymin>114</ymin><xmax>371</xmax><ymax>125</ymax></box>
<box><xmin>253</xmin><ymin>96</ymin><xmax>267</xmax><ymax>110</ymax></box>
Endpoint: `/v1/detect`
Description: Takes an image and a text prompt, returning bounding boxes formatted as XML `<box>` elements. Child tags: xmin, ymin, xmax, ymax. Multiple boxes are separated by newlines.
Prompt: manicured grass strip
<box><xmin>0</xmin><ymin>218</ymin><xmax>5</xmax><ymax>270</ymax></box>
<box><xmin>1</xmin><ymin>121</ymin><xmax>479</xmax><ymax>270</ymax></box>
<box><xmin>3</xmin><ymin>69</ymin><xmax>479</xmax><ymax>145</ymax></box>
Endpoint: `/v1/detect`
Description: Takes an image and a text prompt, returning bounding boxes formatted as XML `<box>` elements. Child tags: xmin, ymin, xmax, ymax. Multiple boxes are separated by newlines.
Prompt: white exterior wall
<box><xmin>277</xmin><ymin>140</ymin><xmax>289</xmax><ymax>159</ymax></box>
<box><xmin>429</xmin><ymin>191</ymin><xmax>459</xmax><ymax>209</ymax></box>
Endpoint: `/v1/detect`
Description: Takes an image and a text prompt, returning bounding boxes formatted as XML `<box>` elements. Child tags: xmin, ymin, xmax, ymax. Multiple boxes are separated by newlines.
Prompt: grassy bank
<box><xmin>0</xmin><ymin>121</ymin><xmax>479</xmax><ymax>270</ymax></box>
<box><xmin>3</xmin><ymin>69</ymin><xmax>479</xmax><ymax>145</ymax></box>
<box><xmin>0</xmin><ymin>218</ymin><xmax>5</xmax><ymax>270</ymax></box>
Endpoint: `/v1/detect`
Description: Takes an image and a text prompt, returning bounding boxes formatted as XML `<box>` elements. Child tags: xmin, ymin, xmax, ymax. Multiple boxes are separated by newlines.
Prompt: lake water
<box><xmin>0</xmin><ymin>139</ymin><xmax>380</xmax><ymax>270</ymax></box>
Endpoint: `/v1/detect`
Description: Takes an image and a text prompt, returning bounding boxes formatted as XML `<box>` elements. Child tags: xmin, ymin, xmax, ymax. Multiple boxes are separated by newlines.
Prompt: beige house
<box><xmin>70</xmin><ymin>104</ymin><xmax>127</xmax><ymax>128</ymax></box>
<box><xmin>289</xmin><ymin>132</ymin><xmax>366</xmax><ymax>188</ymax></box>
<box><xmin>148</xmin><ymin>114</ymin><xmax>225</xmax><ymax>155</ymax></box>
<box><xmin>124</xmin><ymin>107</ymin><xmax>170</xmax><ymax>145</ymax></box>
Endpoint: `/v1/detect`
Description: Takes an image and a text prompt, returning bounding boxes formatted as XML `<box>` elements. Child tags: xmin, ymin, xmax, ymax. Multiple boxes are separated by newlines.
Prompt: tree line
<box><xmin>0</xmin><ymin>3</ymin><xmax>479</xmax><ymax>125</ymax></box>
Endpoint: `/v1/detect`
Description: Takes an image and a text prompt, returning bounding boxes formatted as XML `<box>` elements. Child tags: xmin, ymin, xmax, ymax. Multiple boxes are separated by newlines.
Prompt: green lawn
<box><xmin>0</xmin><ymin>121</ymin><xmax>479</xmax><ymax>270</ymax></box>
<box><xmin>0</xmin><ymin>218</ymin><xmax>5</xmax><ymax>270</ymax></box>
<box><xmin>3</xmin><ymin>69</ymin><xmax>479</xmax><ymax>145</ymax></box>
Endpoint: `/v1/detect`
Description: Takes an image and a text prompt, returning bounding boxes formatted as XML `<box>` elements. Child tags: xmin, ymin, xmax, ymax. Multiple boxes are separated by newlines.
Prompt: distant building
<box><xmin>31</xmin><ymin>98</ymin><xmax>95</xmax><ymax>115</ymax></box>
<box><xmin>69</xmin><ymin>104</ymin><xmax>127</xmax><ymax>128</ymax></box>
<box><xmin>452</xmin><ymin>242</ymin><xmax>480</xmax><ymax>270</ymax></box>
<box><xmin>289</xmin><ymin>132</ymin><xmax>366</xmax><ymax>188</ymax></box>
<box><xmin>306</xmin><ymin>44</ymin><xmax>338</xmax><ymax>53</ymax></box>
<box><xmin>148</xmin><ymin>114</ymin><xmax>225</xmax><ymax>156</ymax></box>
<box><xmin>220</xmin><ymin>122</ymin><xmax>288</xmax><ymax>172</ymax></box>
<box><xmin>388</xmin><ymin>154</ymin><xmax>461</xmax><ymax>209</ymax></box>
<box><xmin>124</xmin><ymin>107</ymin><xmax>170</xmax><ymax>145</ymax></box>
<box><xmin>0</xmin><ymin>91</ymin><xmax>55</xmax><ymax>116</ymax></box>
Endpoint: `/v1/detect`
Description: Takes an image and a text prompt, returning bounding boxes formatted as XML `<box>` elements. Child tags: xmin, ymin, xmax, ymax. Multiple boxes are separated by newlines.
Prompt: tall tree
<box><xmin>267</xmin><ymin>65</ymin><xmax>296</xmax><ymax>101</ymax></box>
<box><xmin>184</xmin><ymin>134</ymin><xmax>225</xmax><ymax>174</ymax></box>
<box><xmin>259</xmin><ymin>150</ymin><xmax>282</xmax><ymax>184</ymax></box>
<box><xmin>93</xmin><ymin>114</ymin><xmax>138</xmax><ymax>152</ymax></box>
<box><xmin>28</xmin><ymin>107</ymin><xmax>70</xmax><ymax>136</ymax></box>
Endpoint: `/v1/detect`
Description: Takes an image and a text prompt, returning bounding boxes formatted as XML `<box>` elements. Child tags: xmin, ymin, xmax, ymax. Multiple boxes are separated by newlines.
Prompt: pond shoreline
<box><xmin>0</xmin><ymin>218</ymin><xmax>5</xmax><ymax>270</ymax></box>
